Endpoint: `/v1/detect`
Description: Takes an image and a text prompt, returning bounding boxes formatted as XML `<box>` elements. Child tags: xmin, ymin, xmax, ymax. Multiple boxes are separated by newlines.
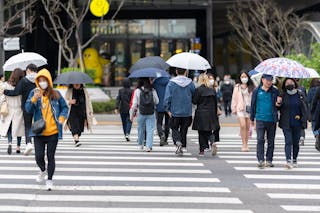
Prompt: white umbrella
<box><xmin>3</xmin><ymin>52</ymin><xmax>47</xmax><ymax>71</ymax></box>
<box><xmin>166</xmin><ymin>52</ymin><xmax>211</xmax><ymax>70</ymax></box>
<box><xmin>306</xmin><ymin>68</ymin><xmax>320</xmax><ymax>78</ymax></box>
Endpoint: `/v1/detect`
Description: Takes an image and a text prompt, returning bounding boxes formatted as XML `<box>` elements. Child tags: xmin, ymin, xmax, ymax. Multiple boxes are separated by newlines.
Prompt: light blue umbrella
<box><xmin>128</xmin><ymin>68</ymin><xmax>169</xmax><ymax>78</ymax></box>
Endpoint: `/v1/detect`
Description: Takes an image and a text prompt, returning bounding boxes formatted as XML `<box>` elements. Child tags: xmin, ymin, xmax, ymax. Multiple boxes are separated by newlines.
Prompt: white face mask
<box><xmin>241</xmin><ymin>78</ymin><xmax>248</xmax><ymax>84</ymax></box>
<box><xmin>209</xmin><ymin>79</ymin><xmax>214</xmax><ymax>85</ymax></box>
<box><xmin>39</xmin><ymin>81</ymin><xmax>48</xmax><ymax>90</ymax></box>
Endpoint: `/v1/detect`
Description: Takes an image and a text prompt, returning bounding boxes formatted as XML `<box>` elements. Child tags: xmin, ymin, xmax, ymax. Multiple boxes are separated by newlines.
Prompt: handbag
<box><xmin>31</xmin><ymin>98</ymin><xmax>49</xmax><ymax>134</ymax></box>
<box><xmin>245</xmin><ymin>105</ymin><xmax>251</xmax><ymax>113</ymax></box>
<box><xmin>0</xmin><ymin>100</ymin><xmax>8</xmax><ymax>116</ymax></box>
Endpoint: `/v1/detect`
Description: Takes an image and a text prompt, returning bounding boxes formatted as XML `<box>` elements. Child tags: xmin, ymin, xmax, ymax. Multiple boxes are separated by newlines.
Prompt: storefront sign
<box><xmin>90</xmin><ymin>0</ymin><xmax>109</xmax><ymax>17</ymax></box>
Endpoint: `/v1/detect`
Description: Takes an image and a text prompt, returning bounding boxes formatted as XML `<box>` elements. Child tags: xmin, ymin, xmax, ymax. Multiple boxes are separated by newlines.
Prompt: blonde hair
<box><xmin>198</xmin><ymin>73</ymin><xmax>211</xmax><ymax>88</ymax></box>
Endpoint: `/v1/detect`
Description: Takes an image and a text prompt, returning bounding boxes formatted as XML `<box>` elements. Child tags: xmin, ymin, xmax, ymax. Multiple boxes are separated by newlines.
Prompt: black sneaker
<box><xmin>265</xmin><ymin>161</ymin><xmax>274</xmax><ymax>167</ymax></box>
<box><xmin>125</xmin><ymin>135</ymin><xmax>130</xmax><ymax>142</ymax></box>
<box><xmin>159</xmin><ymin>136</ymin><xmax>168</xmax><ymax>146</ymax></box>
<box><xmin>7</xmin><ymin>145</ymin><xmax>12</xmax><ymax>155</ymax></box>
<box><xmin>75</xmin><ymin>141</ymin><xmax>82</xmax><ymax>147</ymax></box>
<box><xmin>175</xmin><ymin>141</ymin><xmax>183</xmax><ymax>156</ymax></box>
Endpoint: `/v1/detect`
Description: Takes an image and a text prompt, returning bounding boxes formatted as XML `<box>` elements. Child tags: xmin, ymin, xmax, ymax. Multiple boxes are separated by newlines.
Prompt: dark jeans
<box><xmin>198</xmin><ymin>130</ymin><xmax>213</xmax><ymax>151</ymax></box>
<box><xmin>7</xmin><ymin>122</ymin><xmax>22</xmax><ymax>146</ymax></box>
<box><xmin>120</xmin><ymin>112</ymin><xmax>132</xmax><ymax>136</ymax></box>
<box><xmin>223</xmin><ymin>100</ymin><xmax>231</xmax><ymax>116</ymax></box>
<box><xmin>23</xmin><ymin>111</ymin><xmax>33</xmax><ymax>144</ymax></box>
<box><xmin>283</xmin><ymin>126</ymin><xmax>301</xmax><ymax>161</ymax></box>
<box><xmin>156</xmin><ymin>111</ymin><xmax>170</xmax><ymax>139</ymax></box>
<box><xmin>256</xmin><ymin>120</ymin><xmax>276</xmax><ymax>162</ymax></box>
<box><xmin>170</xmin><ymin>116</ymin><xmax>192</xmax><ymax>147</ymax></box>
<box><xmin>34</xmin><ymin>134</ymin><xmax>58</xmax><ymax>180</ymax></box>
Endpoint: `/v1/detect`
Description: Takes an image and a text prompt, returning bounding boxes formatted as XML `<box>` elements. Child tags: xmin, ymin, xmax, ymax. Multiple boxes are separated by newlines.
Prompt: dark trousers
<box><xmin>198</xmin><ymin>130</ymin><xmax>212</xmax><ymax>151</ymax></box>
<box><xmin>7</xmin><ymin>122</ymin><xmax>22</xmax><ymax>146</ymax></box>
<box><xmin>283</xmin><ymin>126</ymin><xmax>301</xmax><ymax>161</ymax></box>
<box><xmin>170</xmin><ymin>116</ymin><xmax>192</xmax><ymax>147</ymax></box>
<box><xmin>156</xmin><ymin>112</ymin><xmax>170</xmax><ymax>139</ymax></box>
<box><xmin>256</xmin><ymin>120</ymin><xmax>276</xmax><ymax>162</ymax></box>
<box><xmin>120</xmin><ymin>112</ymin><xmax>132</xmax><ymax>135</ymax></box>
<box><xmin>23</xmin><ymin>111</ymin><xmax>33</xmax><ymax>144</ymax></box>
<box><xmin>223</xmin><ymin>100</ymin><xmax>231</xmax><ymax>116</ymax></box>
<box><xmin>34</xmin><ymin>134</ymin><xmax>58</xmax><ymax>180</ymax></box>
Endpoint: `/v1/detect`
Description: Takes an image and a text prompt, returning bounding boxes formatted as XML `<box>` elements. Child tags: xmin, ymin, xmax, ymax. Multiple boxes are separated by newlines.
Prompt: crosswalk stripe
<box><xmin>0</xmin><ymin>174</ymin><xmax>220</xmax><ymax>182</ymax></box>
<box><xmin>268</xmin><ymin>193</ymin><xmax>320</xmax><ymax>199</ymax></box>
<box><xmin>281</xmin><ymin>205</ymin><xmax>320</xmax><ymax>211</ymax></box>
<box><xmin>244</xmin><ymin>174</ymin><xmax>320</xmax><ymax>180</ymax></box>
<box><xmin>220</xmin><ymin>155</ymin><xmax>320</xmax><ymax>160</ymax></box>
<box><xmin>0</xmin><ymin>206</ymin><xmax>254</xmax><ymax>213</ymax></box>
<box><xmin>235</xmin><ymin>167</ymin><xmax>320</xmax><ymax>172</ymax></box>
<box><xmin>226</xmin><ymin>160</ymin><xmax>320</xmax><ymax>165</ymax></box>
<box><xmin>57</xmin><ymin>150</ymin><xmax>193</xmax><ymax>156</ymax></box>
<box><xmin>0</xmin><ymin>184</ymin><xmax>230</xmax><ymax>192</ymax></box>
<box><xmin>255</xmin><ymin>183</ymin><xmax>320</xmax><ymax>190</ymax></box>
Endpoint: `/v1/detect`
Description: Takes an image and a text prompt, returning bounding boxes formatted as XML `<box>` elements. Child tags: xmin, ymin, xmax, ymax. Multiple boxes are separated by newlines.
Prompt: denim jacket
<box><xmin>25</xmin><ymin>89</ymin><xmax>69</xmax><ymax>139</ymax></box>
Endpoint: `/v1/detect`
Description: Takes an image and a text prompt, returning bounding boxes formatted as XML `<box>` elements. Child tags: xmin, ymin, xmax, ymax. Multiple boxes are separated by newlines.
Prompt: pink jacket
<box><xmin>231</xmin><ymin>84</ymin><xmax>252</xmax><ymax>113</ymax></box>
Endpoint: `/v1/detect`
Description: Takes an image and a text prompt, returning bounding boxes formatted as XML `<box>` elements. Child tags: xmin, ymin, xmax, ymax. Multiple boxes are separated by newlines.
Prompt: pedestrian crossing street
<box><xmin>0</xmin><ymin>126</ymin><xmax>318</xmax><ymax>212</ymax></box>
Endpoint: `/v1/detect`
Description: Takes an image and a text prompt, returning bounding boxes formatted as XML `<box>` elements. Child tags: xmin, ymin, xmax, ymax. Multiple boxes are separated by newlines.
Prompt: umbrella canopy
<box><xmin>254</xmin><ymin>57</ymin><xmax>310</xmax><ymax>78</ymax></box>
<box><xmin>166</xmin><ymin>52</ymin><xmax>211</xmax><ymax>71</ymax></box>
<box><xmin>306</xmin><ymin>68</ymin><xmax>320</xmax><ymax>78</ymax></box>
<box><xmin>54</xmin><ymin>71</ymin><xmax>94</xmax><ymax>84</ymax></box>
<box><xmin>248</xmin><ymin>69</ymin><xmax>258</xmax><ymax>76</ymax></box>
<box><xmin>128</xmin><ymin>68</ymin><xmax>169</xmax><ymax>78</ymax></box>
<box><xmin>3</xmin><ymin>52</ymin><xmax>47</xmax><ymax>71</ymax></box>
<box><xmin>129</xmin><ymin>56</ymin><xmax>169</xmax><ymax>73</ymax></box>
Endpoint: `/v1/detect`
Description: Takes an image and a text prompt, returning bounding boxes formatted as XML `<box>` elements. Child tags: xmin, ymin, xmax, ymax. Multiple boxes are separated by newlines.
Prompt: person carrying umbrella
<box><xmin>64</xmin><ymin>84</ymin><xmax>95</xmax><ymax>147</ymax></box>
<box><xmin>4</xmin><ymin>64</ymin><xmax>38</xmax><ymax>155</ymax></box>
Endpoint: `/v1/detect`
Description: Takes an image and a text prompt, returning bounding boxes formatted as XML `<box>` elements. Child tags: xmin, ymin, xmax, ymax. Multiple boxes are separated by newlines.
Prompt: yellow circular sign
<box><xmin>90</xmin><ymin>0</ymin><xmax>110</xmax><ymax>17</ymax></box>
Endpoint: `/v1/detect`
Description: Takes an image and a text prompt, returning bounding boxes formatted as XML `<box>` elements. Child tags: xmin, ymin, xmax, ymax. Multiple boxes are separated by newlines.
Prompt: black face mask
<box><xmin>285</xmin><ymin>84</ymin><xmax>295</xmax><ymax>91</ymax></box>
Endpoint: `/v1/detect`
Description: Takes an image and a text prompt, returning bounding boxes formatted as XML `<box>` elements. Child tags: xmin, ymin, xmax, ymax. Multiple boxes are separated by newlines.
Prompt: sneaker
<box><xmin>125</xmin><ymin>134</ymin><xmax>130</xmax><ymax>142</ymax></box>
<box><xmin>211</xmin><ymin>143</ymin><xmax>217</xmax><ymax>156</ymax></box>
<box><xmin>46</xmin><ymin>180</ymin><xmax>53</xmax><ymax>191</ymax></box>
<box><xmin>204</xmin><ymin>148</ymin><xmax>210</xmax><ymax>152</ymax></box>
<box><xmin>36</xmin><ymin>170</ymin><xmax>47</xmax><ymax>183</ymax></box>
<box><xmin>175</xmin><ymin>141</ymin><xmax>183</xmax><ymax>156</ymax></box>
<box><xmin>292</xmin><ymin>161</ymin><xmax>298</xmax><ymax>168</ymax></box>
<box><xmin>257</xmin><ymin>161</ymin><xmax>265</xmax><ymax>169</ymax></box>
<box><xmin>24</xmin><ymin>143</ymin><xmax>33</xmax><ymax>156</ymax></box>
<box><xmin>16</xmin><ymin>146</ymin><xmax>21</xmax><ymax>154</ymax></box>
<box><xmin>182</xmin><ymin>147</ymin><xmax>187</xmax><ymax>152</ymax></box>
<box><xmin>299</xmin><ymin>137</ymin><xmax>305</xmax><ymax>146</ymax></box>
<box><xmin>7</xmin><ymin>144</ymin><xmax>12</xmax><ymax>155</ymax></box>
<box><xmin>265</xmin><ymin>161</ymin><xmax>274</xmax><ymax>167</ymax></box>
<box><xmin>198</xmin><ymin>151</ymin><xmax>204</xmax><ymax>156</ymax></box>
<box><xmin>74</xmin><ymin>141</ymin><xmax>82</xmax><ymax>147</ymax></box>
<box><xmin>139</xmin><ymin>144</ymin><xmax>144</xmax><ymax>150</ymax></box>
<box><xmin>159</xmin><ymin>136</ymin><xmax>168</xmax><ymax>146</ymax></box>
<box><xmin>285</xmin><ymin>161</ymin><xmax>293</xmax><ymax>169</ymax></box>
<box><xmin>146</xmin><ymin>147</ymin><xmax>151</xmax><ymax>152</ymax></box>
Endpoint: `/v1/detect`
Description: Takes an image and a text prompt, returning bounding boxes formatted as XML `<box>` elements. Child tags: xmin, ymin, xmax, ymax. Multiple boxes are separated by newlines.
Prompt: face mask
<box><xmin>287</xmin><ymin>89</ymin><xmax>297</xmax><ymax>95</ymax></box>
<box><xmin>209</xmin><ymin>79</ymin><xmax>214</xmax><ymax>85</ymax></box>
<box><xmin>39</xmin><ymin>81</ymin><xmax>48</xmax><ymax>90</ymax></box>
<box><xmin>225</xmin><ymin>80</ymin><xmax>230</xmax><ymax>84</ymax></box>
<box><xmin>241</xmin><ymin>78</ymin><xmax>248</xmax><ymax>84</ymax></box>
<box><xmin>285</xmin><ymin>84</ymin><xmax>295</xmax><ymax>91</ymax></box>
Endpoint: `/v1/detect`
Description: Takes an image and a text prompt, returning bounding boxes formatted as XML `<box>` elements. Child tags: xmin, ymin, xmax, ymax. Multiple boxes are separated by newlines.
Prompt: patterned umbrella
<box><xmin>254</xmin><ymin>57</ymin><xmax>310</xmax><ymax>78</ymax></box>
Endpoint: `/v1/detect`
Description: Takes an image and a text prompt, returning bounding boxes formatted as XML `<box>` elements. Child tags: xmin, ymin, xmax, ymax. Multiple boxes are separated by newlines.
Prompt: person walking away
<box><xmin>65</xmin><ymin>84</ymin><xmax>95</xmax><ymax>147</ymax></box>
<box><xmin>311</xmin><ymin>87</ymin><xmax>320</xmax><ymax>151</ymax></box>
<box><xmin>25</xmin><ymin>69</ymin><xmax>68</xmax><ymax>190</ymax></box>
<box><xmin>130</xmin><ymin>78</ymin><xmax>159</xmax><ymax>152</ymax></box>
<box><xmin>277</xmin><ymin>78</ymin><xmax>308</xmax><ymax>168</ymax></box>
<box><xmin>164</xmin><ymin>68</ymin><xmax>195</xmax><ymax>156</ymax></box>
<box><xmin>308</xmin><ymin>79</ymin><xmax>320</xmax><ymax>141</ymax></box>
<box><xmin>115</xmin><ymin>78</ymin><xmax>133</xmax><ymax>141</ymax></box>
<box><xmin>0</xmin><ymin>68</ymin><xmax>25</xmax><ymax>154</ymax></box>
<box><xmin>153</xmin><ymin>77</ymin><xmax>170</xmax><ymax>146</ymax></box>
<box><xmin>250</xmin><ymin>74</ymin><xmax>280</xmax><ymax>169</ymax></box>
<box><xmin>220</xmin><ymin>76</ymin><xmax>234</xmax><ymax>117</ymax></box>
<box><xmin>231</xmin><ymin>71</ymin><xmax>255</xmax><ymax>151</ymax></box>
<box><xmin>4</xmin><ymin>64</ymin><xmax>37</xmax><ymax>155</ymax></box>
<box><xmin>192</xmin><ymin>73</ymin><xmax>220</xmax><ymax>156</ymax></box>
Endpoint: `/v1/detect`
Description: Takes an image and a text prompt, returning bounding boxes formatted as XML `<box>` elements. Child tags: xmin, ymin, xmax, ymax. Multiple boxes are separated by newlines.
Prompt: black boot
<box><xmin>7</xmin><ymin>145</ymin><xmax>12</xmax><ymax>155</ymax></box>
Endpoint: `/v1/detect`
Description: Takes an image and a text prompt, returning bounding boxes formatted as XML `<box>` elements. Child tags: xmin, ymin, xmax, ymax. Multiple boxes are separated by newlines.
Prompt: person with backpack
<box><xmin>130</xmin><ymin>78</ymin><xmax>159</xmax><ymax>152</ymax></box>
<box><xmin>115</xmin><ymin>78</ymin><xmax>133</xmax><ymax>141</ymax></box>
<box><xmin>164</xmin><ymin>68</ymin><xmax>195</xmax><ymax>156</ymax></box>
<box><xmin>4</xmin><ymin>63</ymin><xmax>37</xmax><ymax>155</ymax></box>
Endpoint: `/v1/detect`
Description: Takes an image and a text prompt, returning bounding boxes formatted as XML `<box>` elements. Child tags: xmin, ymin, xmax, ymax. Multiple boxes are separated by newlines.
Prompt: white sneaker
<box><xmin>36</xmin><ymin>171</ymin><xmax>47</xmax><ymax>183</ymax></box>
<box><xmin>46</xmin><ymin>180</ymin><xmax>53</xmax><ymax>191</ymax></box>
<box><xmin>24</xmin><ymin>143</ymin><xmax>33</xmax><ymax>156</ymax></box>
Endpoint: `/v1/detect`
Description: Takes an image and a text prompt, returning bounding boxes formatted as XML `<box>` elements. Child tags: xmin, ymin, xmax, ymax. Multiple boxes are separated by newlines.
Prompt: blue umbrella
<box><xmin>248</xmin><ymin>69</ymin><xmax>258</xmax><ymax>76</ymax></box>
<box><xmin>129</xmin><ymin>56</ymin><xmax>169</xmax><ymax>73</ymax></box>
<box><xmin>128</xmin><ymin>68</ymin><xmax>169</xmax><ymax>78</ymax></box>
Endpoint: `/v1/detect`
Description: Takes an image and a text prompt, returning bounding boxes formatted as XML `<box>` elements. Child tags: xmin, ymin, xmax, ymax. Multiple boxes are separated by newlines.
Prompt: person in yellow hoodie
<box><xmin>25</xmin><ymin>69</ymin><xmax>68</xmax><ymax>191</ymax></box>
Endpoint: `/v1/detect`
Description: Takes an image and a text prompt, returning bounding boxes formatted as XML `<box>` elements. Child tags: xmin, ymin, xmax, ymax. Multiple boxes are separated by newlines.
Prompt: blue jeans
<box><xmin>137</xmin><ymin>114</ymin><xmax>155</xmax><ymax>149</ymax></box>
<box><xmin>120</xmin><ymin>112</ymin><xmax>132</xmax><ymax>135</ymax></box>
<box><xmin>283</xmin><ymin>126</ymin><xmax>301</xmax><ymax>161</ymax></box>
<box><xmin>256</xmin><ymin>120</ymin><xmax>276</xmax><ymax>162</ymax></box>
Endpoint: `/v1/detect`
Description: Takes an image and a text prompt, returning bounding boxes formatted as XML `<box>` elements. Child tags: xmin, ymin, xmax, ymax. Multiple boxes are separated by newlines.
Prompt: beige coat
<box><xmin>231</xmin><ymin>84</ymin><xmax>252</xmax><ymax>113</ymax></box>
<box><xmin>64</xmin><ymin>88</ymin><xmax>96</xmax><ymax>132</ymax></box>
<box><xmin>0</xmin><ymin>82</ymin><xmax>25</xmax><ymax>137</ymax></box>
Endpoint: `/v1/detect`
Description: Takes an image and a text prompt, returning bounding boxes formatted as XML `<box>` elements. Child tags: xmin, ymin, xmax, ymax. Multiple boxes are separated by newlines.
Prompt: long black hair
<box><xmin>239</xmin><ymin>70</ymin><xmax>255</xmax><ymax>93</ymax></box>
<box><xmin>281</xmin><ymin>78</ymin><xmax>298</xmax><ymax>92</ymax></box>
<box><xmin>136</xmin><ymin>78</ymin><xmax>152</xmax><ymax>89</ymax></box>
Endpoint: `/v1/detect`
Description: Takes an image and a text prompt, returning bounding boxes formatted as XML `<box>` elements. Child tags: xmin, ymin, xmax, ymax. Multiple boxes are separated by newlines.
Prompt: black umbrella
<box><xmin>53</xmin><ymin>71</ymin><xmax>94</xmax><ymax>84</ymax></box>
<box><xmin>129</xmin><ymin>56</ymin><xmax>169</xmax><ymax>73</ymax></box>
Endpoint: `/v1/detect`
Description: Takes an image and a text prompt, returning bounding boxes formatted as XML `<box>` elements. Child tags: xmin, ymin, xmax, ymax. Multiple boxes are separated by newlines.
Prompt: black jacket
<box><xmin>4</xmin><ymin>77</ymin><xmax>35</xmax><ymax>111</ymax></box>
<box><xmin>220</xmin><ymin>83</ymin><xmax>234</xmax><ymax>101</ymax></box>
<box><xmin>312</xmin><ymin>88</ymin><xmax>320</xmax><ymax>130</ymax></box>
<box><xmin>278</xmin><ymin>91</ymin><xmax>308</xmax><ymax>129</ymax></box>
<box><xmin>116</xmin><ymin>88</ymin><xmax>133</xmax><ymax>114</ymax></box>
<box><xmin>192</xmin><ymin>85</ymin><xmax>220</xmax><ymax>131</ymax></box>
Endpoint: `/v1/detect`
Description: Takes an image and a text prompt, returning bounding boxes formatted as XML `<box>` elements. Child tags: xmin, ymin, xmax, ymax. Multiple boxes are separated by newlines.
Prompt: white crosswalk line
<box><xmin>281</xmin><ymin>205</ymin><xmax>320</xmax><ymax>211</ymax></box>
<box><xmin>268</xmin><ymin>193</ymin><xmax>320</xmax><ymax>199</ymax></box>
<box><xmin>255</xmin><ymin>183</ymin><xmax>320</xmax><ymax>190</ymax></box>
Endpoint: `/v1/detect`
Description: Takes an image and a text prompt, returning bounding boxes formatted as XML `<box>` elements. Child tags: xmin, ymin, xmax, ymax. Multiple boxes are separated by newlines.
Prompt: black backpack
<box><xmin>139</xmin><ymin>88</ymin><xmax>154</xmax><ymax>115</ymax></box>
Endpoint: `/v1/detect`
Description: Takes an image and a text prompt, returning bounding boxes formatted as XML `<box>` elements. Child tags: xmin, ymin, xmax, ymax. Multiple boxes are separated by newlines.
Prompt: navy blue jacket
<box><xmin>153</xmin><ymin>77</ymin><xmax>169</xmax><ymax>112</ymax></box>
<box><xmin>250</xmin><ymin>85</ymin><xmax>279</xmax><ymax>123</ymax></box>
